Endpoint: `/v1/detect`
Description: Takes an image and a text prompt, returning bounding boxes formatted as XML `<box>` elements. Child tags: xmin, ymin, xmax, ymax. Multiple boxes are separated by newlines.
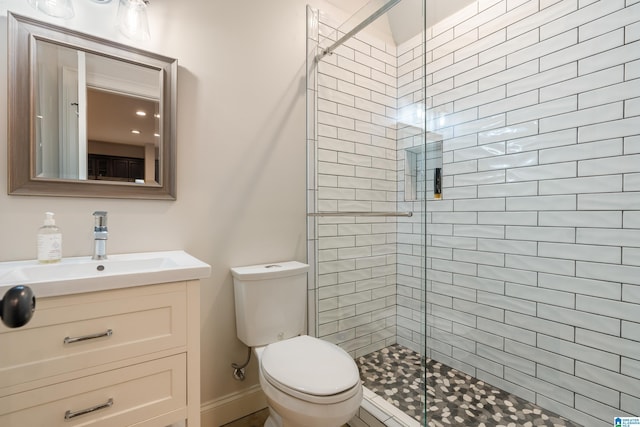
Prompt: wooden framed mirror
<box><xmin>8</xmin><ymin>13</ymin><xmax>177</xmax><ymax>199</ymax></box>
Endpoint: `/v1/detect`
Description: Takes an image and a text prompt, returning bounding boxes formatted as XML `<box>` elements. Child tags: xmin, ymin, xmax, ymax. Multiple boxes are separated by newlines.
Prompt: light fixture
<box><xmin>28</xmin><ymin>0</ymin><xmax>75</xmax><ymax>19</ymax></box>
<box><xmin>28</xmin><ymin>0</ymin><xmax>152</xmax><ymax>42</ymax></box>
<box><xmin>117</xmin><ymin>0</ymin><xmax>150</xmax><ymax>41</ymax></box>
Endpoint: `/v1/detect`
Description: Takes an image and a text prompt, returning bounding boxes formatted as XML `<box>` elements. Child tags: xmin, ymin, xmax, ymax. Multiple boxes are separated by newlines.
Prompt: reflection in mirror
<box><xmin>87</xmin><ymin>89</ymin><xmax>160</xmax><ymax>183</ymax></box>
<box><xmin>8</xmin><ymin>12</ymin><xmax>177</xmax><ymax>199</ymax></box>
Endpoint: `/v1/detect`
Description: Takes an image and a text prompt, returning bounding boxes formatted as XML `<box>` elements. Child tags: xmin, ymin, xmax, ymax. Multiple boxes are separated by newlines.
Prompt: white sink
<box><xmin>0</xmin><ymin>250</ymin><xmax>211</xmax><ymax>297</ymax></box>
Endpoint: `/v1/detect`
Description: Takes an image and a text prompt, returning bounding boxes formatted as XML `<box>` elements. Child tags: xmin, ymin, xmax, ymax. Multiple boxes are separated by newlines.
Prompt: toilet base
<box><xmin>263</xmin><ymin>407</ymin><xmax>282</xmax><ymax>427</ymax></box>
<box><xmin>264</xmin><ymin>405</ymin><xmax>341</xmax><ymax>427</ymax></box>
<box><xmin>264</xmin><ymin>415</ymin><xmax>278</xmax><ymax>427</ymax></box>
<box><xmin>260</xmin><ymin>387</ymin><xmax>361</xmax><ymax>427</ymax></box>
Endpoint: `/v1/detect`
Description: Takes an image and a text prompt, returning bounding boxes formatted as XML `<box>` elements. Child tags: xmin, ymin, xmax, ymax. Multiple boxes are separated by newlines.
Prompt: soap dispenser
<box><xmin>37</xmin><ymin>212</ymin><xmax>62</xmax><ymax>263</ymax></box>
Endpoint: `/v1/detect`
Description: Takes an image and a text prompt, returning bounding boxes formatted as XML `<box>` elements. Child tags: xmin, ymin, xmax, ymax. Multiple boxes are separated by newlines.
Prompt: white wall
<box><xmin>0</xmin><ymin>0</ymin><xmax>356</xmax><ymax>424</ymax></box>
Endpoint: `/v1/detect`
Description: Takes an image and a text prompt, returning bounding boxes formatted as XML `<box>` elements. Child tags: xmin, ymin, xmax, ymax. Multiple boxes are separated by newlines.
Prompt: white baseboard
<box><xmin>200</xmin><ymin>384</ymin><xmax>268</xmax><ymax>427</ymax></box>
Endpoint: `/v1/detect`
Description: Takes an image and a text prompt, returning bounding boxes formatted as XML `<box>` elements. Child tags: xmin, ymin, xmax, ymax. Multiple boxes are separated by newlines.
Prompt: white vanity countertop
<box><xmin>0</xmin><ymin>250</ymin><xmax>211</xmax><ymax>298</ymax></box>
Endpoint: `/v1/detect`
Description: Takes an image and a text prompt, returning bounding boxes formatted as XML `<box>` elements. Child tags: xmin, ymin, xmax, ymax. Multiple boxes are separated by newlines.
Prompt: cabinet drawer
<box><xmin>0</xmin><ymin>283</ymin><xmax>187</xmax><ymax>390</ymax></box>
<box><xmin>0</xmin><ymin>354</ymin><xmax>186</xmax><ymax>426</ymax></box>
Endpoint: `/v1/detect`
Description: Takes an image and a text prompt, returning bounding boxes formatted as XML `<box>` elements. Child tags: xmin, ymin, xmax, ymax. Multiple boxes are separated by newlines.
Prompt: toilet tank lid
<box><xmin>231</xmin><ymin>261</ymin><xmax>309</xmax><ymax>280</ymax></box>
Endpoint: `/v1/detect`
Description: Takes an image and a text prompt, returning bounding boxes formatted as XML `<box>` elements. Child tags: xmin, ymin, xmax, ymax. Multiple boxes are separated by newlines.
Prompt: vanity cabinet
<box><xmin>0</xmin><ymin>280</ymin><xmax>201</xmax><ymax>427</ymax></box>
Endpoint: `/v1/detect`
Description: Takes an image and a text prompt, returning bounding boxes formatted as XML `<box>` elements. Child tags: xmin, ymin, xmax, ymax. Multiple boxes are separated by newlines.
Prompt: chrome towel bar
<box><xmin>307</xmin><ymin>211</ymin><xmax>413</xmax><ymax>217</ymax></box>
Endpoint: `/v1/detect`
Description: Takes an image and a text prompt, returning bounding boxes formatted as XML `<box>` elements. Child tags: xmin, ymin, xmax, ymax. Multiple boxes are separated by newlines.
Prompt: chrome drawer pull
<box><xmin>64</xmin><ymin>398</ymin><xmax>113</xmax><ymax>420</ymax></box>
<box><xmin>63</xmin><ymin>329</ymin><xmax>113</xmax><ymax>344</ymax></box>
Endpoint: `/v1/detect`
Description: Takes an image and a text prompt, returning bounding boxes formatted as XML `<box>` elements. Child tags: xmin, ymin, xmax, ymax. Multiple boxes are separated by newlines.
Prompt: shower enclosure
<box><xmin>307</xmin><ymin>0</ymin><xmax>428</xmax><ymax>424</ymax></box>
<box><xmin>308</xmin><ymin>1</ymin><xmax>640</xmax><ymax>426</ymax></box>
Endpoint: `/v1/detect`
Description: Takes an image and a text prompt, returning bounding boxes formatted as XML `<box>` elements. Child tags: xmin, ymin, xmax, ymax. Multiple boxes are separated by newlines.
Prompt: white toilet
<box><xmin>231</xmin><ymin>261</ymin><xmax>363</xmax><ymax>427</ymax></box>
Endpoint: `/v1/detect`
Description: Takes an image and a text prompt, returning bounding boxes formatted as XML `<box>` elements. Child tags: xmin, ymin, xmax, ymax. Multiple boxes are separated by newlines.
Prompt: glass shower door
<box><xmin>306</xmin><ymin>1</ymin><xmax>428</xmax><ymax>424</ymax></box>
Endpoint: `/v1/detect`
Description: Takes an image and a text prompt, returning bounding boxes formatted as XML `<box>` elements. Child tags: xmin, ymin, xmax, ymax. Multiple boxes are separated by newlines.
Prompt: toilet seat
<box><xmin>260</xmin><ymin>335</ymin><xmax>361</xmax><ymax>404</ymax></box>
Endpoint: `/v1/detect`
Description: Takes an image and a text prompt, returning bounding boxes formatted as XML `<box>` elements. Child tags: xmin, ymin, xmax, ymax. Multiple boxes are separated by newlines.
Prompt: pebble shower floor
<box><xmin>356</xmin><ymin>344</ymin><xmax>582</xmax><ymax>427</ymax></box>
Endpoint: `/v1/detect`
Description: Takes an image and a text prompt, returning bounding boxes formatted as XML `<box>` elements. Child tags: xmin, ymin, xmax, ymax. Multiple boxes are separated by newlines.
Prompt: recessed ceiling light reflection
<box><xmin>154</xmin><ymin>113</ymin><xmax>160</xmax><ymax>118</ymax></box>
<box><xmin>136</xmin><ymin>110</ymin><xmax>147</xmax><ymax>116</ymax></box>
<box><xmin>154</xmin><ymin>133</ymin><xmax>160</xmax><ymax>137</ymax></box>
<box><xmin>131</xmin><ymin>129</ymin><xmax>141</xmax><ymax>134</ymax></box>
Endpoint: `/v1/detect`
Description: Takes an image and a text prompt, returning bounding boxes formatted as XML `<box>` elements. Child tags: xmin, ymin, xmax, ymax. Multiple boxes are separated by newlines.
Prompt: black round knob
<box><xmin>1</xmin><ymin>286</ymin><xmax>36</xmax><ymax>328</ymax></box>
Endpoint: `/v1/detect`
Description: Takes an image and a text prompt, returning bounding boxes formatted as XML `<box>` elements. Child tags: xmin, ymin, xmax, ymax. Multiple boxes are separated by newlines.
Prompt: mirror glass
<box><xmin>9</xmin><ymin>13</ymin><xmax>177</xmax><ymax>199</ymax></box>
<box><xmin>35</xmin><ymin>40</ymin><xmax>161</xmax><ymax>183</ymax></box>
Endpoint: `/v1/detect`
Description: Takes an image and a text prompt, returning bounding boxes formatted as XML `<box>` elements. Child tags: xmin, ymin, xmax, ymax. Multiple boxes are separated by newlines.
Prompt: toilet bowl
<box><xmin>231</xmin><ymin>261</ymin><xmax>363</xmax><ymax>427</ymax></box>
<box><xmin>255</xmin><ymin>335</ymin><xmax>363</xmax><ymax>427</ymax></box>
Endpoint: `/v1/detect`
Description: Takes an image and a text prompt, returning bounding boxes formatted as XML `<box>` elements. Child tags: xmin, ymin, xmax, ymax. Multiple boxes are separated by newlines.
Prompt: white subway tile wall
<box><xmin>308</xmin><ymin>9</ymin><xmax>426</xmax><ymax>360</ymax></box>
<box><xmin>424</xmin><ymin>1</ymin><xmax>640</xmax><ymax>426</ymax></box>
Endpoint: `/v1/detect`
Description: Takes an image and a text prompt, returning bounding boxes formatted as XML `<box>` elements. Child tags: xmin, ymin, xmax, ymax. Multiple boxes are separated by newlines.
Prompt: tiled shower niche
<box><xmin>404</xmin><ymin>138</ymin><xmax>442</xmax><ymax>202</ymax></box>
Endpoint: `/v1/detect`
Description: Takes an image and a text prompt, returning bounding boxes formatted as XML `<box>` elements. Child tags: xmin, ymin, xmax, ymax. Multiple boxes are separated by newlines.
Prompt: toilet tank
<box><xmin>231</xmin><ymin>261</ymin><xmax>309</xmax><ymax>347</ymax></box>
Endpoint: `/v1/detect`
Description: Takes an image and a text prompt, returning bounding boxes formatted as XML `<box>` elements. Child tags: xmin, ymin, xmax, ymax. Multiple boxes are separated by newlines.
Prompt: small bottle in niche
<box><xmin>434</xmin><ymin>167</ymin><xmax>442</xmax><ymax>200</ymax></box>
<box><xmin>37</xmin><ymin>212</ymin><xmax>62</xmax><ymax>263</ymax></box>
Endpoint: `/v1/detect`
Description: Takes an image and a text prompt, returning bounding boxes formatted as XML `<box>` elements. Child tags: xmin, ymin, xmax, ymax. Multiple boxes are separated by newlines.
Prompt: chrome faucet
<box><xmin>92</xmin><ymin>211</ymin><xmax>108</xmax><ymax>260</ymax></box>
